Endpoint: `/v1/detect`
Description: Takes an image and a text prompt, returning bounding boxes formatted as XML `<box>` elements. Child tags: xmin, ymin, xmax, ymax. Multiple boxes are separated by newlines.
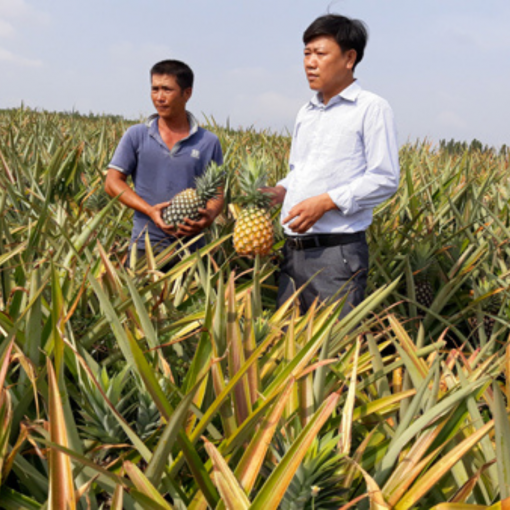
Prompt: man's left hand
<box><xmin>174</xmin><ymin>207</ymin><xmax>216</xmax><ymax>237</ymax></box>
<box><xmin>283</xmin><ymin>193</ymin><xmax>337</xmax><ymax>234</ymax></box>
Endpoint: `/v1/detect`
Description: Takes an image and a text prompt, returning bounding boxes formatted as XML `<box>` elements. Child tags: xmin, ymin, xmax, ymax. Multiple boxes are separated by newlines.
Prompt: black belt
<box><xmin>285</xmin><ymin>231</ymin><xmax>365</xmax><ymax>251</ymax></box>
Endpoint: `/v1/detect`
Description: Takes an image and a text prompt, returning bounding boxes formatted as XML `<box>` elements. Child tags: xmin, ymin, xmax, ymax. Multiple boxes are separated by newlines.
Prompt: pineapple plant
<box><xmin>162</xmin><ymin>161</ymin><xmax>224</xmax><ymax>227</ymax></box>
<box><xmin>470</xmin><ymin>277</ymin><xmax>503</xmax><ymax>339</ymax></box>
<box><xmin>233</xmin><ymin>156</ymin><xmax>274</xmax><ymax>256</ymax></box>
<box><xmin>3</xmin><ymin>108</ymin><xmax>510</xmax><ymax>510</ymax></box>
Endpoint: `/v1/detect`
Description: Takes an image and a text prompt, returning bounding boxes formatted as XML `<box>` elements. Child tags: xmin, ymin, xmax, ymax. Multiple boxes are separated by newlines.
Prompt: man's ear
<box><xmin>183</xmin><ymin>87</ymin><xmax>193</xmax><ymax>102</ymax></box>
<box><xmin>346</xmin><ymin>49</ymin><xmax>357</xmax><ymax>70</ymax></box>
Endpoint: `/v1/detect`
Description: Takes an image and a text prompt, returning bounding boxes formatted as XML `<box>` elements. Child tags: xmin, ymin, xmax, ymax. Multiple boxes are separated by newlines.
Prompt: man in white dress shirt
<box><xmin>266</xmin><ymin>14</ymin><xmax>400</xmax><ymax>318</ymax></box>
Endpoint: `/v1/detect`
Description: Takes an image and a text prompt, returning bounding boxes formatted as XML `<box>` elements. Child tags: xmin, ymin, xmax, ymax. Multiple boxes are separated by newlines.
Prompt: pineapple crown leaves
<box><xmin>234</xmin><ymin>155</ymin><xmax>272</xmax><ymax>209</ymax></box>
<box><xmin>471</xmin><ymin>275</ymin><xmax>505</xmax><ymax>312</ymax></box>
<box><xmin>410</xmin><ymin>241</ymin><xmax>438</xmax><ymax>282</ymax></box>
<box><xmin>194</xmin><ymin>161</ymin><xmax>226</xmax><ymax>202</ymax></box>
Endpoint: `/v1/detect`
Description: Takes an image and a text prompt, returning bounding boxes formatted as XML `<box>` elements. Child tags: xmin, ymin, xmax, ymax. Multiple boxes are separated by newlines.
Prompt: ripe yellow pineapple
<box><xmin>233</xmin><ymin>157</ymin><xmax>274</xmax><ymax>257</ymax></box>
<box><xmin>162</xmin><ymin>162</ymin><xmax>224</xmax><ymax>228</ymax></box>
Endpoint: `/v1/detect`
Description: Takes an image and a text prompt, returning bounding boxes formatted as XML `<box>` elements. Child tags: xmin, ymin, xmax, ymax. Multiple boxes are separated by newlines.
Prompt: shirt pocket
<box><xmin>322</xmin><ymin>128</ymin><xmax>359</xmax><ymax>154</ymax></box>
<box><xmin>319</xmin><ymin>128</ymin><xmax>360</xmax><ymax>180</ymax></box>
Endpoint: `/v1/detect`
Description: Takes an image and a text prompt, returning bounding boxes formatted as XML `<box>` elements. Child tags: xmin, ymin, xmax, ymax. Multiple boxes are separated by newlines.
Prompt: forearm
<box><xmin>104</xmin><ymin>169</ymin><xmax>163</xmax><ymax>227</ymax></box>
<box><xmin>206</xmin><ymin>191</ymin><xmax>225</xmax><ymax>219</ymax></box>
<box><xmin>105</xmin><ymin>179</ymin><xmax>150</xmax><ymax>215</ymax></box>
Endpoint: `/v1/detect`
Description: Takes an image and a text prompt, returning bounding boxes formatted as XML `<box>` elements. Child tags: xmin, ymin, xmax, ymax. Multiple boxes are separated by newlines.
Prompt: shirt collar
<box><xmin>146</xmin><ymin>111</ymin><xmax>199</xmax><ymax>137</ymax></box>
<box><xmin>308</xmin><ymin>80</ymin><xmax>362</xmax><ymax>109</ymax></box>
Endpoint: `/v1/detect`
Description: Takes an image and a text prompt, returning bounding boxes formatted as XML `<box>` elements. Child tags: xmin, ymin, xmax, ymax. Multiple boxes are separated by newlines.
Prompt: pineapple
<box><xmin>471</xmin><ymin>278</ymin><xmax>503</xmax><ymax>339</ymax></box>
<box><xmin>409</xmin><ymin>242</ymin><xmax>436</xmax><ymax>312</ymax></box>
<box><xmin>162</xmin><ymin>162</ymin><xmax>224</xmax><ymax>228</ymax></box>
<box><xmin>85</xmin><ymin>187</ymin><xmax>110</xmax><ymax>211</ymax></box>
<box><xmin>483</xmin><ymin>295</ymin><xmax>501</xmax><ymax>338</ymax></box>
<box><xmin>233</xmin><ymin>157</ymin><xmax>274</xmax><ymax>257</ymax></box>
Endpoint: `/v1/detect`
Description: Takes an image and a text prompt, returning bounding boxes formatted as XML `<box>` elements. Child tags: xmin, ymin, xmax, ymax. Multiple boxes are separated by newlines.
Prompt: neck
<box><xmin>321</xmin><ymin>76</ymin><xmax>355</xmax><ymax>105</ymax></box>
<box><xmin>158</xmin><ymin>110</ymin><xmax>189</xmax><ymax>133</ymax></box>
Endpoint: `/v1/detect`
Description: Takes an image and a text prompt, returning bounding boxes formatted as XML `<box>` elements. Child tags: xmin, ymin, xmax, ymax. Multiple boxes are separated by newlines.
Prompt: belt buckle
<box><xmin>288</xmin><ymin>237</ymin><xmax>304</xmax><ymax>250</ymax></box>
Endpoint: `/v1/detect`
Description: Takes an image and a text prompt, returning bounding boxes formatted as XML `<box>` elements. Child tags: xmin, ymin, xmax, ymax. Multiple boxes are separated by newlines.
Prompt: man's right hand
<box><xmin>259</xmin><ymin>185</ymin><xmax>287</xmax><ymax>208</ymax></box>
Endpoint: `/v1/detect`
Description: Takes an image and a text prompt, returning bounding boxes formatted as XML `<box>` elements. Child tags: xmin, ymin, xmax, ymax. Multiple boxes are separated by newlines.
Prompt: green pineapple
<box><xmin>409</xmin><ymin>242</ymin><xmax>436</xmax><ymax>312</ymax></box>
<box><xmin>78</xmin><ymin>366</ymin><xmax>133</xmax><ymax>447</ymax></box>
<box><xmin>162</xmin><ymin>162</ymin><xmax>224</xmax><ymax>228</ymax></box>
<box><xmin>85</xmin><ymin>187</ymin><xmax>110</xmax><ymax>211</ymax></box>
<box><xmin>471</xmin><ymin>278</ymin><xmax>503</xmax><ymax>339</ymax></box>
<box><xmin>233</xmin><ymin>156</ymin><xmax>274</xmax><ymax>257</ymax></box>
<box><xmin>275</xmin><ymin>430</ymin><xmax>346</xmax><ymax>509</ymax></box>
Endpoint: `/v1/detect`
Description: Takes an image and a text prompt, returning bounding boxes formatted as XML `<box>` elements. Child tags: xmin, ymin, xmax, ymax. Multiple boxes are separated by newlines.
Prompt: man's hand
<box><xmin>174</xmin><ymin>207</ymin><xmax>216</xmax><ymax>237</ymax></box>
<box><xmin>148</xmin><ymin>201</ymin><xmax>183</xmax><ymax>236</ymax></box>
<box><xmin>260</xmin><ymin>185</ymin><xmax>287</xmax><ymax>208</ymax></box>
<box><xmin>283</xmin><ymin>193</ymin><xmax>337</xmax><ymax>234</ymax></box>
<box><xmin>174</xmin><ymin>193</ymin><xmax>224</xmax><ymax>237</ymax></box>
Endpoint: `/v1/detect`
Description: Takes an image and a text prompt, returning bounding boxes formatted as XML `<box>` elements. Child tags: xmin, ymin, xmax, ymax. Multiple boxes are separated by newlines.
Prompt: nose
<box><xmin>304</xmin><ymin>54</ymin><xmax>317</xmax><ymax>69</ymax></box>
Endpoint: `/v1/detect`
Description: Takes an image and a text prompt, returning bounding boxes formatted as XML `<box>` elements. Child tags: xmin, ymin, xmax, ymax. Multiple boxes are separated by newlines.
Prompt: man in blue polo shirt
<box><xmin>105</xmin><ymin>59</ymin><xmax>223</xmax><ymax>262</ymax></box>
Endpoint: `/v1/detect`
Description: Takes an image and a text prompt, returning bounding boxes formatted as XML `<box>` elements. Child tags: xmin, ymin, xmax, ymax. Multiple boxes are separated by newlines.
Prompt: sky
<box><xmin>1</xmin><ymin>0</ymin><xmax>509</xmax><ymax>148</ymax></box>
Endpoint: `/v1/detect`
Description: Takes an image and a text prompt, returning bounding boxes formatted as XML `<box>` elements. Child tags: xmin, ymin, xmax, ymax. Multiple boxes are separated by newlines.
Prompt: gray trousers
<box><xmin>276</xmin><ymin>235</ymin><xmax>369</xmax><ymax>319</ymax></box>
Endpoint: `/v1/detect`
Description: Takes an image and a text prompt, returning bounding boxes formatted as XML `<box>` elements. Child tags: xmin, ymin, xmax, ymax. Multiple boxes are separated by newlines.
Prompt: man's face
<box><xmin>151</xmin><ymin>74</ymin><xmax>192</xmax><ymax>119</ymax></box>
<box><xmin>304</xmin><ymin>35</ymin><xmax>356</xmax><ymax>103</ymax></box>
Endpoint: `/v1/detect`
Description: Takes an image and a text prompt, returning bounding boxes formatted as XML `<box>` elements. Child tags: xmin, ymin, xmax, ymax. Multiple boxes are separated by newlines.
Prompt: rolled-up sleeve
<box><xmin>328</xmin><ymin>102</ymin><xmax>400</xmax><ymax>216</ymax></box>
<box><xmin>109</xmin><ymin>128</ymin><xmax>138</xmax><ymax>176</ymax></box>
<box><xmin>211</xmin><ymin>138</ymin><xmax>223</xmax><ymax>166</ymax></box>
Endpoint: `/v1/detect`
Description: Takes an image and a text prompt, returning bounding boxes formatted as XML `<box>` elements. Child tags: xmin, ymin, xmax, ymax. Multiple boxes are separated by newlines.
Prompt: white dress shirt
<box><xmin>278</xmin><ymin>80</ymin><xmax>400</xmax><ymax>235</ymax></box>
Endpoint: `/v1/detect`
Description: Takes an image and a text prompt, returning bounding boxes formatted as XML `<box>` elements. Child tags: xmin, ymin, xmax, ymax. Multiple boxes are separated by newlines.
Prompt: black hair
<box><xmin>303</xmin><ymin>15</ymin><xmax>368</xmax><ymax>70</ymax></box>
<box><xmin>150</xmin><ymin>60</ymin><xmax>194</xmax><ymax>90</ymax></box>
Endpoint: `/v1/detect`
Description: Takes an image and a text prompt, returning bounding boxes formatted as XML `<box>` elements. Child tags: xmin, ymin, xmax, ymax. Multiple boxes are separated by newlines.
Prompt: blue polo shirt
<box><xmin>109</xmin><ymin>112</ymin><xmax>223</xmax><ymax>250</ymax></box>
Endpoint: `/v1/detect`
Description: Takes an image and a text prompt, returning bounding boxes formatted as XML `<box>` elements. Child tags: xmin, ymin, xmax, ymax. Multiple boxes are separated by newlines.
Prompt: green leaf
<box><xmin>145</xmin><ymin>379</ymin><xmax>203</xmax><ymax>486</ymax></box>
<box><xmin>491</xmin><ymin>381</ymin><xmax>510</xmax><ymax>499</ymax></box>
<box><xmin>46</xmin><ymin>359</ymin><xmax>76</xmax><ymax>510</ymax></box>
<box><xmin>395</xmin><ymin>419</ymin><xmax>495</xmax><ymax>510</ymax></box>
<box><xmin>204</xmin><ymin>439</ymin><xmax>251</xmax><ymax>510</ymax></box>
<box><xmin>250</xmin><ymin>391</ymin><xmax>340</xmax><ymax>509</ymax></box>
<box><xmin>124</xmin><ymin>461</ymin><xmax>174</xmax><ymax>509</ymax></box>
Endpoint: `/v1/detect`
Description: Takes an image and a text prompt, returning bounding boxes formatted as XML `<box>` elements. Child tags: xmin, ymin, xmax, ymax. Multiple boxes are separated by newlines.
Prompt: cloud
<box><xmin>0</xmin><ymin>0</ymin><xmax>48</xmax><ymax>20</ymax></box>
<box><xmin>439</xmin><ymin>15</ymin><xmax>510</xmax><ymax>52</ymax></box>
<box><xmin>228</xmin><ymin>90</ymin><xmax>302</xmax><ymax>132</ymax></box>
<box><xmin>436</xmin><ymin>110</ymin><xmax>467</xmax><ymax>131</ymax></box>
<box><xmin>109</xmin><ymin>42</ymin><xmax>174</xmax><ymax>65</ymax></box>
<box><xmin>0</xmin><ymin>46</ymin><xmax>42</xmax><ymax>66</ymax></box>
<box><xmin>250</xmin><ymin>91</ymin><xmax>301</xmax><ymax>123</ymax></box>
<box><xmin>196</xmin><ymin>64</ymin><xmax>308</xmax><ymax>132</ymax></box>
<box><xmin>228</xmin><ymin>66</ymin><xmax>268</xmax><ymax>81</ymax></box>
<box><xmin>226</xmin><ymin>66</ymin><xmax>277</xmax><ymax>95</ymax></box>
<box><xmin>0</xmin><ymin>19</ymin><xmax>14</xmax><ymax>37</ymax></box>
<box><xmin>0</xmin><ymin>0</ymin><xmax>31</xmax><ymax>18</ymax></box>
<box><xmin>0</xmin><ymin>0</ymin><xmax>50</xmax><ymax>38</ymax></box>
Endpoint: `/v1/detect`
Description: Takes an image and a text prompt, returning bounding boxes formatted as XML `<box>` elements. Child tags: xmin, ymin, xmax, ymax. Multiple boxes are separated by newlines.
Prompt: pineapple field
<box><xmin>1</xmin><ymin>106</ymin><xmax>510</xmax><ymax>509</ymax></box>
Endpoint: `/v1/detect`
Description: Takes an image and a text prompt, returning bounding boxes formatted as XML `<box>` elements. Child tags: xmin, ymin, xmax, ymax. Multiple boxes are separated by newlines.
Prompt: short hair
<box><xmin>150</xmin><ymin>60</ymin><xmax>194</xmax><ymax>90</ymax></box>
<box><xmin>303</xmin><ymin>15</ymin><xmax>368</xmax><ymax>70</ymax></box>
